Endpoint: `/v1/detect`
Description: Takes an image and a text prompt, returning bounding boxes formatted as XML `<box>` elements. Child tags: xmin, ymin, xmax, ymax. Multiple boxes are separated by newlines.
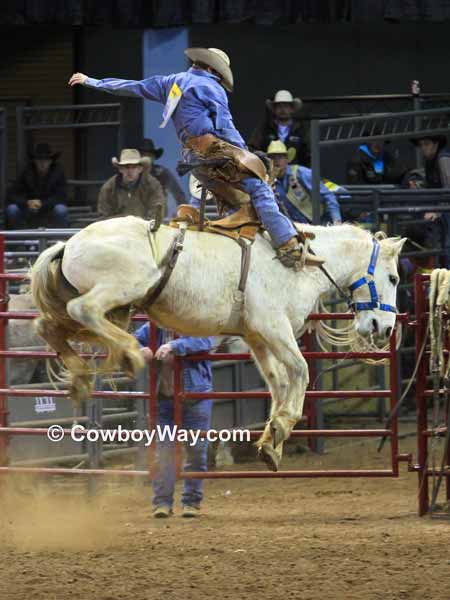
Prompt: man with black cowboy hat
<box><xmin>139</xmin><ymin>138</ymin><xmax>186</xmax><ymax>216</ymax></box>
<box><xmin>6</xmin><ymin>143</ymin><xmax>68</xmax><ymax>229</ymax></box>
<box><xmin>69</xmin><ymin>48</ymin><xmax>321</xmax><ymax>270</ymax></box>
<box><xmin>410</xmin><ymin>134</ymin><xmax>450</xmax><ymax>265</ymax></box>
<box><xmin>249</xmin><ymin>90</ymin><xmax>311</xmax><ymax>166</ymax></box>
<box><xmin>98</xmin><ymin>148</ymin><xmax>164</xmax><ymax>221</ymax></box>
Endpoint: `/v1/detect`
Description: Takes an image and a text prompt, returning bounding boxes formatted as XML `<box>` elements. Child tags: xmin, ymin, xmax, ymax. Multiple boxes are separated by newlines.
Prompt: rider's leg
<box><xmin>240</xmin><ymin>177</ymin><xmax>296</xmax><ymax>247</ymax></box>
<box><xmin>240</xmin><ymin>177</ymin><xmax>323</xmax><ymax>268</ymax></box>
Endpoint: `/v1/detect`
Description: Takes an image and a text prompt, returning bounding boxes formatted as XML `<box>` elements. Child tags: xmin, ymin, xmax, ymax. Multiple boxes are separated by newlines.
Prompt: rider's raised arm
<box><xmin>82</xmin><ymin>75</ymin><xmax>169</xmax><ymax>104</ymax></box>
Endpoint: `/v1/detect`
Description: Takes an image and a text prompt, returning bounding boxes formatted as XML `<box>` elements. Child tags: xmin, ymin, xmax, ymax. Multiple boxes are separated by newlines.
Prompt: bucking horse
<box><xmin>30</xmin><ymin>216</ymin><xmax>405</xmax><ymax>470</ymax></box>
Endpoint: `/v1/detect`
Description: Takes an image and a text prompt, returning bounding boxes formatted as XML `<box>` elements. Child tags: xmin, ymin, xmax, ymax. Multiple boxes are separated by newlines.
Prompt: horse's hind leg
<box><xmin>35</xmin><ymin>318</ymin><xmax>93</xmax><ymax>405</ymax></box>
<box><xmin>66</xmin><ymin>282</ymin><xmax>148</xmax><ymax>377</ymax></box>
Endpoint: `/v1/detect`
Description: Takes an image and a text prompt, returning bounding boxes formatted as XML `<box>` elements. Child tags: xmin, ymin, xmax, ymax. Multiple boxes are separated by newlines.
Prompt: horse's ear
<box><xmin>383</xmin><ymin>237</ymin><xmax>407</xmax><ymax>256</ymax></box>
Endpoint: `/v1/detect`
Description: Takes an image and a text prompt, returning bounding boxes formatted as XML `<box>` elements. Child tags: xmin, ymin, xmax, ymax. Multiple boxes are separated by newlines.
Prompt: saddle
<box><xmin>170</xmin><ymin>203</ymin><xmax>262</xmax><ymax>242</ymax></box>
<box><xmin>170</xmin><ymin>203</ymin><xmax>317</xmax><ymax>246</ymax></box>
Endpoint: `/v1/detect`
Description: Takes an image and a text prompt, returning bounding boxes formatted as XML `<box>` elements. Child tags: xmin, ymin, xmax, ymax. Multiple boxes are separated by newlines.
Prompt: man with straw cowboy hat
<box><xmin>97</xmin><ymin>148</ymin><xmax>165</xmax><ymax>222</ymax></box>
<box><xmin>69</xmin><ymin>47</ymin><xmax>322</xmax><ymax>270</ymax></box>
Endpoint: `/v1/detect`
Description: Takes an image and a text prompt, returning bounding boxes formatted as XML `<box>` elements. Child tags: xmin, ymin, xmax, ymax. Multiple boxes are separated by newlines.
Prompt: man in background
<box><xmin>98</xmin><ymin>148</ymin><xmax>165</xmax><ymax>222</ymax></box>
<box><xmin>135</xmin><ymin>322</ymin><xmax>214</xmax><ymax>519</ymax></box>
<box><xmin>411</xmin><ymin>134</ymin><xmax>450</xmax><ymax>266</ymax></box>
<box><xmin>268</xmin><ymin>140</ymin><xmax>343</xmax><ymax>225</ymax></box>
<box><xmin>347</xmin><ymin>130</ymin><xmax>406</xmax><ymax>185</ymax></box>
<box><xmin>249</xmin><ymin>90</ymin><xmax>310</xmax><ymax>165</ymax></box>
<box><xmin>6</xmin><ymin>143</ymin><xmax>69</xmax><ymax>229</ymax></box>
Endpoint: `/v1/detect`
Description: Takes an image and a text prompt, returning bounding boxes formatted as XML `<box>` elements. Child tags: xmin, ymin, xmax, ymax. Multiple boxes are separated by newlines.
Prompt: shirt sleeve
<box><xmin>170</xmin><ymin>336</ymin><xmax>215</xmax><ymax>356</ymax></box>
<box><xmin>84</xmin><ymin>76</ymin><xmax>169</xmax><ymax>104</ymax></box>
<box><xmin>438</xmin><ymin>156</ymin><xmax>450</xmax><ymax>188</ymax></box>
<box><xmin>143</xmin><ymin>173</ymin><xmax>165</xmax><ymax>220</ymax></box>
<box><xmin>134</xmin><ymin>323</ymin><xmax>150</xmax><ymax>347</ymax></box>
<box><xmin>97</xmin><ymin>180</ymin><xmax>116</xmax><ymax>219</ymax></box>
<box><xmin>298</xmin><ymin>167</ymin><xmax>342</xmax><ymax>223</ymax></box>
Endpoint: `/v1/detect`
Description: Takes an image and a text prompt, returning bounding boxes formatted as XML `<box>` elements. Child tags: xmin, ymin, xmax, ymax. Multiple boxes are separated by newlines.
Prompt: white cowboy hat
<box><xmin>266</xmin><ymin>140</ymin><xmax>297</xmax><ymax>163</ymax></box>
<box><xmin>266</xmin><ymin>90</ymin><xmax>303</xmax><ymax>112</ymax></box>
<box><xmin>185</xmin><ymin>47</ymin><xmax>234</xmax><ymax>92</ymax></box>
<box><xmin>111</xmin><ymin>149</ymin><xmax>151</xmax><ymax>168</ymax></box>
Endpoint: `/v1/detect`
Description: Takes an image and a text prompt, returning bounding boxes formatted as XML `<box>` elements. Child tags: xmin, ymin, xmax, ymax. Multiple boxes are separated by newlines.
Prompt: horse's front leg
<box><xmin>247</xmin><ymin>321</ymin><xmax>309</xmax><ymax>470</ymax></box>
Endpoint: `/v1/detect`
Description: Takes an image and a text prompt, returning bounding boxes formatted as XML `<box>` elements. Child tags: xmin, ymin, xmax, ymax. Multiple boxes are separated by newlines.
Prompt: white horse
<box><xmin>30</xmin><ymin>217</ymin><xmax>405</xmax><ymax>470</ymax></box>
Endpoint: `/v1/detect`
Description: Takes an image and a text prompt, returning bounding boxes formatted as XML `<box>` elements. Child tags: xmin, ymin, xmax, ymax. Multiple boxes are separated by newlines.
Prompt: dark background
<box><xmin>0</xmin><ymin>17</ymin><xmax>450</xmax><ymax>193</ymax></box>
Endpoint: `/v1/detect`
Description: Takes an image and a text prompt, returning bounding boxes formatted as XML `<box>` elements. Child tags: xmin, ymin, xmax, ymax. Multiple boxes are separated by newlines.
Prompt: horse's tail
<box><xmin>30</xmin><ymin>242</ymin><xmax>75</xmax><ymax>327</ymax></box>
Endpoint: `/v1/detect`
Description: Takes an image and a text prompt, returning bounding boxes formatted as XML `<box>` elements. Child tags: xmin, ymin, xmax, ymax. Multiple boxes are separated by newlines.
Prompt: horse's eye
<box><xmin>389</xmin><ymin>275</ymin><xmax>398</xmax><ymax>286</ymax></box>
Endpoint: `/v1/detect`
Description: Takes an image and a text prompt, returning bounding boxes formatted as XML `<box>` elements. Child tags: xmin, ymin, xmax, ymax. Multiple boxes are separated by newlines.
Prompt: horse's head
<box><xmin>350</xmin><ymin>234</ymin><xmax>406</xmax><ymax>347</ymax></box>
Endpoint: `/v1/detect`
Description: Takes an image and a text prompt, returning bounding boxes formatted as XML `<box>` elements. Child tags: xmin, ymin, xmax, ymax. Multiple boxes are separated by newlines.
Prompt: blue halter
<box><xmin>348</xmin><ymin>239</ymin><xmax>397</xmax><ymax>314</ymax></box>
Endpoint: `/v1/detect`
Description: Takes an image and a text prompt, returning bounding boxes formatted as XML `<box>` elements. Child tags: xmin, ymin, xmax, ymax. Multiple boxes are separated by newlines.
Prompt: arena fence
<box><xmin>414</xmin><ymin>273</ymin><xmax>450</xmax><ymax>516</ymax></box>
<box><xmin>310</xmin><ymin>105</ymin><xmax>450</xmax><ymax>224</ymax></box>
<box><xmin>0</xmin><ymin>233</ymin><xmax>446</xmax><ymax>515</ymax></box>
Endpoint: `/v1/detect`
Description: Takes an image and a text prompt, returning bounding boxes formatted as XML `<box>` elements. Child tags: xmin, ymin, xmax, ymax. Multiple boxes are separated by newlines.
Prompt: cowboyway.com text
<box><xmin>47</xmin><ymin>424</ymin><xmax>250</xmax><ymax>447</ymax></box>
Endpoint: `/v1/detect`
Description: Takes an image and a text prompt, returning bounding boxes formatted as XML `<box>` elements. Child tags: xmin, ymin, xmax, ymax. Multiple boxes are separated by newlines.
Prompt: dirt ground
<box><xmin>0</xmin><ymin>434</ymin><xmax>449</xmax><ymax>600</ymax></box>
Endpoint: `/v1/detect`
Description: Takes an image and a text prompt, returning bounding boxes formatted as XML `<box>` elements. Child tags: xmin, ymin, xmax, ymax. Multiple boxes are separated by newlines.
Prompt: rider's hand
<box><xmin>140</xmin><ymin>347</ymin><xmax>153</xmax><ymax>363</ymax></box>
<box><xmin>68</xmin><ymin>72</ymin><xmax>88</xmax><ymax>87</ymax></box>
<box><xmin>424</xmin><ymin>212</ymin><xmax>440</xmax><ymax>221</ymax></box>
<box><xmin>155</xmin><ymin>343</ymin><xmax>173</xmax><ymax>361</ymax></box>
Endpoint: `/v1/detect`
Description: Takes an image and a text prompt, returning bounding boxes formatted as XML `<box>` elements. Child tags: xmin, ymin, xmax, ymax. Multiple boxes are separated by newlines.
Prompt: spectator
<box><xmin>411</xmin><ymin>134</ymin><xmax>450</xmax><ymax>266</ymax></box>
<box><xmin>139</xmin><ymin>139</ymin><xmax>186</xmax><ymax>217</ymax></box>
<box><xmin>134</xmin><ymin>322</ymin><xmax>215</xmax><ymax>519</ymax></box>
<box><xmin>98</xmin><ymin>149</ymin><xmax>165</xmax><ymax>221</ymax></box>
<box><xmin>267</xmin><ymin>140</ymin><xmax>343</xmax><ymax>225</ymax></box>
<box><xmin>249</xmin><ymin>90</ymin><xmax>310</xmax><ymax>165</ymax></box>
<box><xmin>346</xmin><ymin>130</ymin><xmax>406</xmax><ymax>185</ymax></box>
<box><xmin>6</xmin><ymin>143</ymin><xmax>69</xmax><ymax>229</ymax></box>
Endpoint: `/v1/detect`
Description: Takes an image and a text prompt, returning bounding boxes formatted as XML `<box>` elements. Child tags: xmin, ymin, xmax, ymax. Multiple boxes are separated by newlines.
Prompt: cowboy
<box><xmin>268</xmin><ymin>141</ymin><xmax>344</xmax><ymax>225</ymax></box>
<box><xmin>69</xmin><ymin>48</ymin><xmax>321</xmax><ymax>270</ymax></box>
<box><xmin>139</xmin><ymin>138</ymin><xmax>186</xmax><ymax>216</ymax></box>
<box><xmin>97</xmin><ymin>148</ymin><xmax>165</xmax><ymax>221</ymax></box>
<box><xmin>134</xmin><ymin>322</ymin><xmax>214</xmax><ymax>519</ymax></box>
<box><xmin>410</xmin><ymin>134</ymin><xmax>450</xmax><ymax>266</ymax></box>
<box><xmin>6</xmin><ymin>143</ymin><xmax>69</xmax><ymax>229</ymax></box>
<box><xmin>346</xmin><ymin>128</ymin><xmax>406</xmax><ymax>185</ymax></box>
<box><xmin>249</xmin><ymin>90</ymin><xmax>310</xmax><ymax>165</ymax></box>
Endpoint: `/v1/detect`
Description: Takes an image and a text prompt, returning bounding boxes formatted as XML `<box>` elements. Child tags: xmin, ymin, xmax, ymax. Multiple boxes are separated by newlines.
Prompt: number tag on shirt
<box><xmin>160</xmin><ymin>82</ymin><xmax>183</xmax><ymax>129</ymax></box>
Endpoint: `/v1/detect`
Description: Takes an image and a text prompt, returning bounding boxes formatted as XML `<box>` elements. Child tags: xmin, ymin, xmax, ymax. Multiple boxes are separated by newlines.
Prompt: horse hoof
<box><xmin>258</xmin><ymin>443</ymin><xmax>279</xmax><ymax>472</ymax></box>
<box><xmin>270</xmin><ymin>417</ymin><xmax>285</xmax><ymax>448</ymax></box>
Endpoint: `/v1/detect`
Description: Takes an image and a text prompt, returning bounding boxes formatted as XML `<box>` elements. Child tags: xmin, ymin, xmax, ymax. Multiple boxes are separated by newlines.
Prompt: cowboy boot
<box><xmin>276</xmin><ymin>236</ymin><xmax>324</xmax><ymax>270</ymax></box>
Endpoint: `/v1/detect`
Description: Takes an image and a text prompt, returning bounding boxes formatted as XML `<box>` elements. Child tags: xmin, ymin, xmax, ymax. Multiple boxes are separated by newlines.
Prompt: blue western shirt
<box><xmin>85</xmin><ymin>68</ymin><xmax>246</xmax><ymax>149</ymax></box>
<box><xmin>134</xmin><ymin>323</ymin><xmax>214</xmax><ymax>392</ymax></box>
<box><xmin>274</xmin><ymin>164</ymin><xmax>345</xmax><ymax>224</ymax></box>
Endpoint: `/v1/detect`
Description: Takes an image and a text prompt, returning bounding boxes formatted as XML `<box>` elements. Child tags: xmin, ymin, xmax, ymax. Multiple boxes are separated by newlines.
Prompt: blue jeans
<box><xmin>153</xmin><ymin>394</ymin><xmax>212</xmax><ymax>509</ymax></box>
<box><xmin>183</xmin><ymin>148</ymin><xmax>296</xmax><ymax>248</ymax></box>
<box><xmin>6</xmin><ymin>203</ymin><xmax>69</xmax><ymax>229</ymax></box>
<box><xmin>240</xmin><ymin>178</ymin><xmax>297</xmax><ymax>247</ymax></box>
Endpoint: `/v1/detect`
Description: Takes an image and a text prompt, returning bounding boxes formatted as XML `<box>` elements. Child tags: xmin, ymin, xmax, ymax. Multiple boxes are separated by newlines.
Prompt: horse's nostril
<box><xmin>385</xmin><ymin>326</ymin><xmax>392</xmax><ymax>338</ymax></box>
<box><xmin>371</xmin><ymin>319</ymin><xmax>379</xmax><ymax>334</ymax></box>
